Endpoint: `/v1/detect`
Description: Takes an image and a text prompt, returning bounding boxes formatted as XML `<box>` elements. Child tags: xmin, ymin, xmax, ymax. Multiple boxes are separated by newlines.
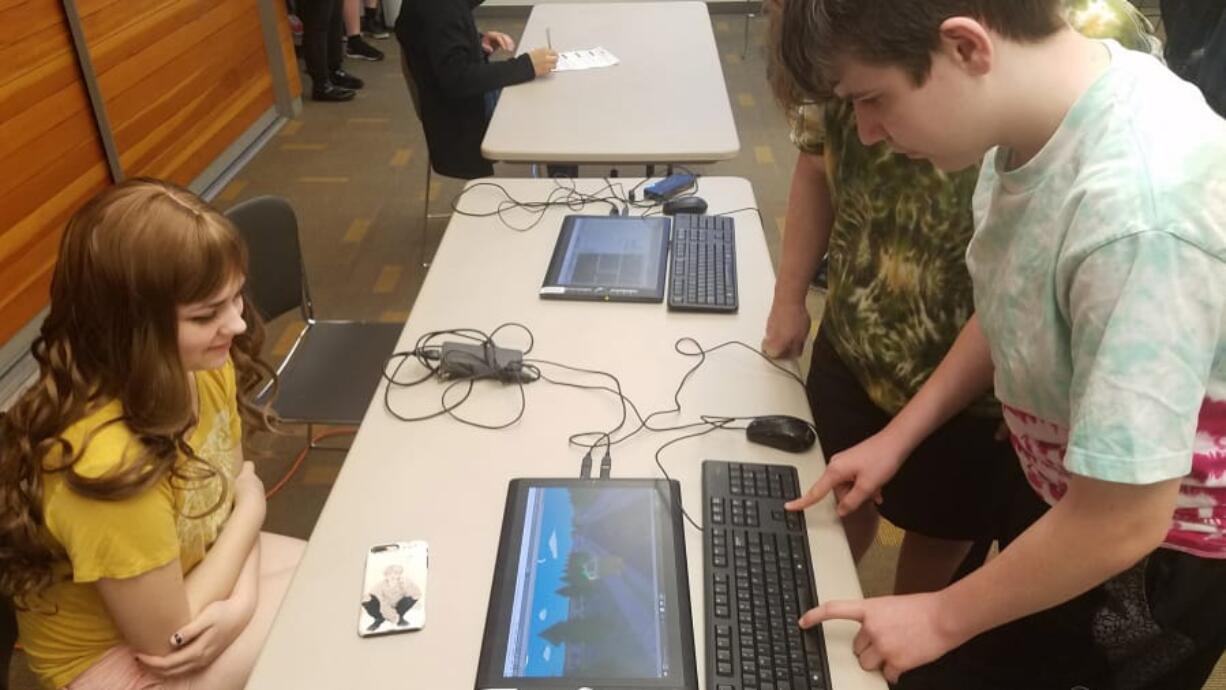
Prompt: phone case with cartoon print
<box><xmin>358</xmin><ymin>541</ymin><xmax>427</xmax><ymax>637</ymax></box>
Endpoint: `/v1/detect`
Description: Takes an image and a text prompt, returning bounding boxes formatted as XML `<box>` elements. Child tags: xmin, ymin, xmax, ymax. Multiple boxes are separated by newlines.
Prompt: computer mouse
<box><xmin>746</xmin><ymin>415</ymin><xmax>817</xmax><ymax>453</ymax></box>
<box><xmin>662</xmin><ymin>196</ymin><xmax>708</xmax><ymax>216</ymax></box>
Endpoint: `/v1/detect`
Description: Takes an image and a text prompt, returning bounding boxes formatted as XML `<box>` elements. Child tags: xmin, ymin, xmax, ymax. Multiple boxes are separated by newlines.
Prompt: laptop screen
<box><xmin>476</xmin><ymin>479</ymin><xmax>697</xmax><ymax>689</ymax></box>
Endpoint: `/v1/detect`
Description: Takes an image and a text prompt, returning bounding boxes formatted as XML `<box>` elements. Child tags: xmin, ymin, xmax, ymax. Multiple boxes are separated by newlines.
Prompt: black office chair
<box><xmin>399</xmin><ymin>50</ymin><xmax>456</xmax><ymax>269</ymax></box>
<box><xmin>224</xmin><ymin>197</ymin><xmax>402</xmax><ymax>448</ymax></box>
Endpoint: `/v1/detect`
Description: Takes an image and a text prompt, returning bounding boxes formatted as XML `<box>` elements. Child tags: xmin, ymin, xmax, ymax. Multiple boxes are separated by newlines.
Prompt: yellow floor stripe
<box><xmin>390</xmin><ymin>148</ymin><xmax>413</xmax><ymax>168</ymax></box>
<box><xmin>281</xmin><ymin>143</ymin><xmax>326</xmax><ymax>151</ymax></box>
<box><xmin>299</xmin><ymin>176</ymin><xmax>349</xmax><ymax>183</ymax></box>
<box><xmin>272</xmin><ymin>321</ymin><xmax>305</xmax><ymax>357</ymax></box>
<box><xmin>380</xmin><ymin>310</ymin><xmax>410</xmax><ymax>323</ymax></box>
<box><xmin>877</xmin><ymin>519</ymin><xmax>905</xmax><ymax>547</ymax></box>
<box><xmin>738</xmin><ymin>93</ymin><xmax>756</xmax><ymax>108</ymax></box>
<box><xmin>372</xmin><ymin>266</ymin><xmax>402</xmax><ymax>294</ymax></box>
<box><xmin>754</xmin><ymin>145</ymin><xmax>776</xmax><ymax>165</ymax></box>
<box><xmin>420</xmin><ymin>183</ymin><xmax>440</xmax><ymax>202</ymax></box>
<box><xmin>724</xmin><ymin>52</ymin><xmax>741</xmax><ymax>64</ymax></box>
<box><xmin>279</xmin><ymin>120</ymin><xmax>303</xmax><ymax>137</ymax></box>
<box><xmin>776</xmin><ymin>216</ymin><xmax>786</xmax><ymax>239</ymax></box>
<box><xmin>715</xmin><ymin>20</ymin><xmax>729</xmax><ymax>33</ymax></box>
<box><xmin>343</xmin><ymin>217</ymin><xmax>370</xmax><ymax>244</ymax></box>
<box><xmin>302</xmin><ymin>461</ymin><xmax>343</xmax><ymax>486</ymax></box>
<box><xmin>348</xmin><ymin>117</ymin><xmax>390</xmax><ymax>124</ymax></box>
<box><xmin>217</xmin><ymin>179</ymin><xmax>247</xmax><ymax>202</ymax></box>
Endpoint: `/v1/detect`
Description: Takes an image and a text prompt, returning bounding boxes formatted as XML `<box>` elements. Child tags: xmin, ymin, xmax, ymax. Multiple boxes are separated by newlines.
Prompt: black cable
<box><xmin>380</xmin><ymin>323</ymin><xmax>540</xmax><ymax>429</ymax></box>
<box><xmin>450</xmin><ymin>179</ymin><xmax>631</xmax><ymax>232</ymax></box>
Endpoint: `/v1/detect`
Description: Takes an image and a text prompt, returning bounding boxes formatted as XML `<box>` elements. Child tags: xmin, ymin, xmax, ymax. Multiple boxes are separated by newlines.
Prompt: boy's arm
<box><xmin>788</xmin><ymin>314</ymin><xmax>995</xmax><ymax>514</ymax></box>
<box><xmin>763</xmin><ymin>151</ymin><xmax>834</xmax><ymax>358</ymax></box>
<box><xmin>800</xmin><ymin>474</ymin><xmax>1180</xmax><ymax>681</ymax></box>
<box><xmin>879</xmin><ymin>312</ymin><xmax>995</xmax><ymax>453</ymax></box>
<box><xmin>941</xmin><ymin>474</ymin><xmax>1179</xmax><ymax>640</ymax></box>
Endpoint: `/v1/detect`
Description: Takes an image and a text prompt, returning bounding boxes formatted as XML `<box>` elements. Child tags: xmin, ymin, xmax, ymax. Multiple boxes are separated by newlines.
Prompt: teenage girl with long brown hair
<box><xmin>0</xmin><ymin>178</ymin><xmax>305</xmax><ymax>689</ymax></box>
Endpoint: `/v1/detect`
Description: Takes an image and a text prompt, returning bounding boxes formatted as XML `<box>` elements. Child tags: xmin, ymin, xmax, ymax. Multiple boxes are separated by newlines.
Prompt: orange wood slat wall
<box><xmin>0</xmin><ymin>0</ymin><xmax>113</xmax><ymax>346</ymax></box>
<box><xmin>77</xmin><ymin>0</ymin><xmax>281</xmax><ymax>185</ymax></box>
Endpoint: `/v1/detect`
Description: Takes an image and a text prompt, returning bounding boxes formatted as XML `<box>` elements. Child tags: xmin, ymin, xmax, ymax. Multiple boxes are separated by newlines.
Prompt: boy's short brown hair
<box><xmin>777</xmin><ymin>0</ymin><xmax>1066</xmax><ymax>101</ymax></box>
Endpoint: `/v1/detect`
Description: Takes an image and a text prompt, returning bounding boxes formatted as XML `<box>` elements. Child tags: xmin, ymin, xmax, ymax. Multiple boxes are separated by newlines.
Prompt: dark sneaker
<box><xmin>312</xmin><ymin>82</ymin><xmax>356</xmax><ymax>102</ymax></box>
<box><xmin>346</xmin><ymin>35</ymin><xmax>385</xmax><ymax>61</ymax></box>
<box><xmin>361</xmin><ymin>15</ymin><xmax>391</xmax><ymax>40</ymax></box>
<box><xmin>330</xmin><ymin>69</ymin><xmax>364</xmax><ymax>90</ymax></box>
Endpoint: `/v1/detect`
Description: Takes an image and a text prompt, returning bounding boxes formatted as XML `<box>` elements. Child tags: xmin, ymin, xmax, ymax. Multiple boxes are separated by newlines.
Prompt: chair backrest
<box><xmin>224</xmin><ymin>196</ymin><xmax>311</xmax><ymax>322</ymax></box>
<box><xmin>399</xmin><ymin>51</ymin><xmax>424</xmax><ymax>123</ymax></box>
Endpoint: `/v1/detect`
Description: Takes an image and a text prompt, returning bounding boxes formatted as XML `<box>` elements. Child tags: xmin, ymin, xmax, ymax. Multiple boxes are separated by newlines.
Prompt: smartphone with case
<box><xmin>358</xmin><ymin>541</ymin><xmax>427</xmax><ymax>637</ymax></box>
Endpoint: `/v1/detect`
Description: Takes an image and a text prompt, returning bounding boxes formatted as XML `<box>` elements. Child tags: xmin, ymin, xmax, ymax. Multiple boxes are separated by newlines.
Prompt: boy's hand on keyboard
<box><xmin>784</xmin><ymin>431</ymin><xmax>903</xmax><ymax>516</ymax></box>
<box><xmin>799</xmin><ymin>592</ymin><xmax>961</xmax><ymax>683</ymax></box>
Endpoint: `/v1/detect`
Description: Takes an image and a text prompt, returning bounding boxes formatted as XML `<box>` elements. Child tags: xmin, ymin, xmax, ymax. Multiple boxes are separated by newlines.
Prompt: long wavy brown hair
<box><xmin>0</xmin><ymin>178</ymin><xmax>278</xmax><ymax>606</ymax></box>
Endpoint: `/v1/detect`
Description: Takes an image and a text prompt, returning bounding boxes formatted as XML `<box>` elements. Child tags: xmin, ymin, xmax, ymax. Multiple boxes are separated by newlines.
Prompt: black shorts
<box><xmin>900</xmin><ymin>487</ymin><xmax>1226</xmax><ymax>690</ymax></box>
<box><xmin>805</xmin><ymin>328</ymin><xmax>1022</xmax><ymax>542</ymax></box>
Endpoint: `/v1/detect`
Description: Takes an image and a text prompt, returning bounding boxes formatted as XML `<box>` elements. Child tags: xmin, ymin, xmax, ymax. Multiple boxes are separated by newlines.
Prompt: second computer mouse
<box><xmin>746</xmin><ymin>415</ymin><xmax>817</xmax><ymax>453</ymax></box>
<box><xmin>662</xmin><ymin>196</ymin><xmax>708</xmax><ymax>216</ymax></box>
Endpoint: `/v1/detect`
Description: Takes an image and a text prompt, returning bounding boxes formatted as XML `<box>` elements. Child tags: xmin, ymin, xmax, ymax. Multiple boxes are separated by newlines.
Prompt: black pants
<box><xmin>898</xmin><ymin>486</ymin><xmax>1226</xmax><ymax>690</ymax></box>
<box><xmin>1199</xmin><ymin>11</ymin><xmax>1226</xmax><ymax>116</ymax></box>
<box><xmin>299</xmin><ymin>0</ymin><xmax>343</xmax><ymax>86</ymax></box>
<box><xmin>1161</xmin><ymin>0</ymin><xmax>1224</xmax><ymax>79</ymax></box>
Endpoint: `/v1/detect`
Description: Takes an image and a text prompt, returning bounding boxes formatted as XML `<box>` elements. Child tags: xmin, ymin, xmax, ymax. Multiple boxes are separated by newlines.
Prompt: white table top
<box><xmin>481</xmin><ymin>2</ymin><xmax>740</xmax><ymax>164</ymax></box>
<box><xmin>246</xmin><ymin>178</ymin><xmax>884</xmax><ymax>690</ymax></box>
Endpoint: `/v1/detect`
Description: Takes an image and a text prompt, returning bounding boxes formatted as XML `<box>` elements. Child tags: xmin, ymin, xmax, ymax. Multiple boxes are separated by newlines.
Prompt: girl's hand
<box><xmin>135</xmin><ymin>598</ymin><xmax>247</xmax><ymax>676</ymax></box>
<box><xmin>234</xmin><ymin>461</ymin><xmax>266</xmax><ymax>508</ymax></box>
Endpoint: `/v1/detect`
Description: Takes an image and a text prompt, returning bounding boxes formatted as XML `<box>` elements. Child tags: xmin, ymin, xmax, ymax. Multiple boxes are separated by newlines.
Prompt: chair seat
<box><xmin>262</xmin><ymin>320</ymin><xmax>402</xmax><ymax>425</ymax></box>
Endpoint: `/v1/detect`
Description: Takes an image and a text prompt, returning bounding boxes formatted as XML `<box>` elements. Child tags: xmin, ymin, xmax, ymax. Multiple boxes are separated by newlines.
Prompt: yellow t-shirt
<box><xmin>16</xmin><ymin>360</ymin><xmax>243</xmax><ymax>689</ymax></box>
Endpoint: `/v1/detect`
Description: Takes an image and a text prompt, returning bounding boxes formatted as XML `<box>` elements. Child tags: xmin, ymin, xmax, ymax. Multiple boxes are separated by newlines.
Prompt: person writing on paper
<box><xmin>396</xmin><ymin>0</ymin><xmax>558</xmax><ymax>179</ymax></box>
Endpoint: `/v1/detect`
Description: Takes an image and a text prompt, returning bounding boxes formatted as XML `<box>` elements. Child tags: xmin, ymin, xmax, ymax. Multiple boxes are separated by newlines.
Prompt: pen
<box><xmin>547</xmin><ymin>27</ymin><xmax>553</xmax><ymax>50</ymax></box>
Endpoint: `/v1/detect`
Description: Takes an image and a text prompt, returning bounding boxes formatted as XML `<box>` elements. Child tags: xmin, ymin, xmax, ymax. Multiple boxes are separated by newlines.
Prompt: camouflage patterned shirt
<box><xmin>790</xmin><ymin>0</ymin><xmax>1160</xmax><ymax>416</ymax></box>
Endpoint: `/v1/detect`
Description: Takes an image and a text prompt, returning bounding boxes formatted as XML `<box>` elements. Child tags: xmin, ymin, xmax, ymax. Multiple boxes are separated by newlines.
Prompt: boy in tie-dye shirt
<box><xmin>776</xmin><ymin>0</ymin><xmax>1226</xmax><ymax>688</ymax></box>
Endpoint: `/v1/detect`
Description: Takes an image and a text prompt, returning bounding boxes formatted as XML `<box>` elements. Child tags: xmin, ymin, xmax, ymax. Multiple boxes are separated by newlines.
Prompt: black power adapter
<box><xmin>438</xmin><ymin>341</ymin><xmax>531</xmax><ymax>383</ymax></box>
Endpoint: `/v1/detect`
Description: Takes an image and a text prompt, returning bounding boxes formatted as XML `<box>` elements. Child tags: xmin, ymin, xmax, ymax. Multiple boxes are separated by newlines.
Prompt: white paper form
<box><xmin>553</xmin><ymin>47</ymin><xmax>620</xmax><ymax>72</ymax></box>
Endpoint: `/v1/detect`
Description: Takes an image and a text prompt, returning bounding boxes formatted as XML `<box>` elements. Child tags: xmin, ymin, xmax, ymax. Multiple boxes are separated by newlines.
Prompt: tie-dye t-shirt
<box><xmin>968</xmin><ymin>41</ymin><xmax>1226</xmax><ymax>557</ymax></box>
<box><xmin>787</xmin><ymin>0</ymin><xmax>1160</xmax><ymax>416</ymax></box>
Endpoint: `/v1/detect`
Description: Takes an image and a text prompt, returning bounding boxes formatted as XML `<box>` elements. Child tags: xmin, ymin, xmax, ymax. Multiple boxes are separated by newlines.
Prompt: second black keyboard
<box><xmin>668</xmin><ymin>213</ymin><xmax>738</xmax><ymax>313</ymax></box>
<box><xmin>703</xmin><ymin>460</ymin><xmax>832</xmax><ymax>690</ymax></box>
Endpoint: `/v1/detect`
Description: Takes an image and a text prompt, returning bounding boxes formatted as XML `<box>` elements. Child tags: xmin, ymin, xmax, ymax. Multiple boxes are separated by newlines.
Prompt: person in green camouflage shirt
<box><xmin>763</xmin><ymin>0</ymin><xmax>1160</xmax><ymax>594</ymax></box>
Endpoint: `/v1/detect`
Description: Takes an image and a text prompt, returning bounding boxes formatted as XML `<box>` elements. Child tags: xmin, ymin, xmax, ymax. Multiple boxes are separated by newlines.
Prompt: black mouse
<box><xmin>746</xmin><ymin>415</ymin><xmax>817</xmax><ymax>453</ymax></box>
<box><xmin>662</xmin><ymin>196</ymin><xmax>708</xmax><ymax>216</ymax></box>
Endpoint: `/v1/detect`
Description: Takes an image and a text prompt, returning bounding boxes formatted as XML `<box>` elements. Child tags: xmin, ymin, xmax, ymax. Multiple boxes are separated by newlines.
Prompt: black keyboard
<box><xmin>703</xmin><ymin>460</ymin><xmax>832</xmax><ymax>690</ymax></box>
<box><xmin>669</xmin><ymin>213</ymin><xmax>738</xmax><ymax>312</ymax></box>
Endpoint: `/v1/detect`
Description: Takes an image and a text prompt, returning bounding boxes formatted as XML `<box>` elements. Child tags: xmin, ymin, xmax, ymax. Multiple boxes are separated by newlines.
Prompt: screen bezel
<box><xmin>539</xmin><ymin>215</ymin><xmax>672</xmax><ymax>303</ymax></box>
<box><xmin>475</xmin><ymin>478</ymin><xmax>698</xmax><ymax>690</ymax></box>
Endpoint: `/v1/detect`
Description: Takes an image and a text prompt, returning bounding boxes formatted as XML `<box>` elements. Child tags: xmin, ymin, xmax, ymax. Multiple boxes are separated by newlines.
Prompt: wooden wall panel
<box><xmin>79</xmin><ymin>0</ymin><xmax>278</xmax><ymax>185</ymax></box>
<box><xmin>0</xmin><ymin>0</ymin><xmax>111</xmax><ymax>346</ymax></box>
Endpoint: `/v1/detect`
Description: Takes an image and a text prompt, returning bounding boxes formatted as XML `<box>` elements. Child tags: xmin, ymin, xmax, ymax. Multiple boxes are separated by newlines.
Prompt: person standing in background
<box><xmin>300</xmin><ymin>0</ymin><xmax>365</xmax><ymax>101</ymax></box>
